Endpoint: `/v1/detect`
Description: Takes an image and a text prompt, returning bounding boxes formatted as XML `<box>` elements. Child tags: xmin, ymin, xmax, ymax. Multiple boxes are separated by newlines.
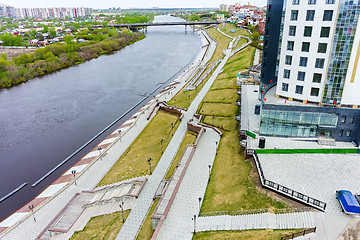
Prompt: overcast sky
<box><xmin>1</xmin><ymin>0</ymin><xmax>267</xmax><ymax>9</ymax></box>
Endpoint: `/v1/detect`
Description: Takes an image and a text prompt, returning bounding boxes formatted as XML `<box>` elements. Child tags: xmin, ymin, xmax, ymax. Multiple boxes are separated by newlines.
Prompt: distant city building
<box><xmin>0</xmin><ymin>3</ymin><xmax>15</xmax><ymax>17</ymax></box>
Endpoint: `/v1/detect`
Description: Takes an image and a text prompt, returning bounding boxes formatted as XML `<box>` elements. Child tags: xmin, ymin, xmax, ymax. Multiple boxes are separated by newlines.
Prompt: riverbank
<box><xmin>0</xmin><ymin>32</ymin><xmax>145</xmax><ymax>89</ymax></box>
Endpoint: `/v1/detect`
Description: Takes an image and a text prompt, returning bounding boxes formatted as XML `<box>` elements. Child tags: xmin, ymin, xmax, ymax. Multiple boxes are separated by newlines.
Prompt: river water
<box><xmin>0</xmin><ymin>16</ymin><xmax>201</xmax><ymax>221</ymax></box>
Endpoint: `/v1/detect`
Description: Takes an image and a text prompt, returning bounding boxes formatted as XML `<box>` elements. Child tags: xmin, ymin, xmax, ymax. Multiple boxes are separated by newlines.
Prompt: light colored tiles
<box><xmin>64</xmin><ymin>164</ymin><xmax>88</xmax><ymax>176</ymax></box>
<box><xmin>0</xmin><ymin>213</ymin><xmax>28</xmax><ymax>227</ymax></box>
<box><xmin>111</xmin><ymin>127</ymin><xmax>128</xmax><ymax>135</ymax></box>
<box><xmin>37</xmin><ymin>183</ymin><xmax>68</xmax><ymax>198</ymax></box>
<box><xmin>82</xmin><ymin>150</ymin><xmax>100</xmax><ymax>159</ymax></box>
<box><xmin>100</xmin><ymin>137</ymin><xmax>117</xmax><ymax>146</ymax></box>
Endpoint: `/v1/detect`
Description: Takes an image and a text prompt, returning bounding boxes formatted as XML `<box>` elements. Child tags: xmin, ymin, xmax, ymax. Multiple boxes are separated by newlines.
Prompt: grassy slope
<box><xmin>219</xmin><ymin>23</ymin><xmax>250</xmax><ymax>38</ymax></box>
<box><xmin>98</xmin><ymin>111</ymin><xmax>180</xmax><ymax>187</ymax></box>
<box><xmin>136</xmin><ymin>199</ymin><xmax>159</xmax><ymax>240</ymax></box>
<box><xmin>199</xmin><ymin>46</ymin><xmax>287</xmax><ymax>212</ymax></box>
<box><xmin>71</xmin><ymin>210</ymin><xmax>130</xmax><ymax>240</ymax></box>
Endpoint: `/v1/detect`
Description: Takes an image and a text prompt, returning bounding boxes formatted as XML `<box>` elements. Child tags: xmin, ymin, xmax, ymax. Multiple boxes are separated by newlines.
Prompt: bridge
<box><xmin>92</xmin><ymin>21</ymin><xmax>220</xmax><ymax>29</ymax></box>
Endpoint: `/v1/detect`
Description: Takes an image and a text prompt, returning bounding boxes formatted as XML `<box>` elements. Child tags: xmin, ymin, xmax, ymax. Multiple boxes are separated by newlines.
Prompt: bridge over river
<box><xmin>92</xmin><ymin>20</ymin><xmax>220</xmax><ymax>29</ymax></box>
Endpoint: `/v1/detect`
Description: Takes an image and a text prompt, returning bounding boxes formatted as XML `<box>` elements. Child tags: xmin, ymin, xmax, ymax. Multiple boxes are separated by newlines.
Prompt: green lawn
<box><xmin>71</xmin><ymin>210</ymin><xmax>130</xmax><ymax>240</ymax></box>
<box><xmin>165</xmin><ymin>131</ymin><xmax>197</xmax><ymax>179</ymax></box>
<box><xmin>193</xmin><ymin>229</ymin><xmax>303</xmax><ymax>240</ymax></box>
<box><xmin>198</xmin><ymin>46</ymin><xmax>286</xmax><ymax>213</ymax></box>
<box><xmin>234</xmin><ymin>37</ymin><xmax>248</xmax><ymax>49</ymax></box>
<box><xmin>167</xmin><ymin>27</ymin><xmax>232</xmax><ymax>110</ymax></box>
<box><xmin>136</xmin><ymin>199</ymin><xmax>159</xmax><ymax>240</ymax></box>
<box><xmin>219</xmin><ymin>23</ymin><xmax>250</xmax><ymax>38</ymax></box>
<box><xmin>98</xmin><ymin>111</ymin><xmax>180</xmax><ymax>187</ymax></box>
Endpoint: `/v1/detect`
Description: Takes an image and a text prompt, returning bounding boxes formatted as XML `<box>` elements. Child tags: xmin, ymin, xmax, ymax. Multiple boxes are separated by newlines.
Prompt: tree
<box><xmin>63</xmin><ymin>35</ymin><xmax>74</xmax><ymax>44</ymax></box>
<box><xmin>102</xmin><ymin>21</ymin><xmax>109</xmax><ymax>27</ymax></box>
<box><xmin>0</xmin><ymin>33</ymin><xmax>24</xmax><ymax>46</ymax></box>
<box><xmin>189</xmin><ymin>15</ymin><xmax>200</xmax><ymax>22</ymax></box>
<box><xmin>249</xmin><ymin>25</ymin><xmax>255</xmax><ymax>32</ymax></box>
<box><xmin>250</xmin><ymin>31</ymin><xmax>260</xmax><ymax>47</ymax></box>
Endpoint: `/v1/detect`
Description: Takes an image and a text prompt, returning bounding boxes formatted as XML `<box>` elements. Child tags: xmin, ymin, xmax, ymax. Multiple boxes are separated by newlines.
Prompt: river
<box><xmin>0</xmin><ymin>15</ymin><xmax>201</xmax><ymax>221</ymax></box>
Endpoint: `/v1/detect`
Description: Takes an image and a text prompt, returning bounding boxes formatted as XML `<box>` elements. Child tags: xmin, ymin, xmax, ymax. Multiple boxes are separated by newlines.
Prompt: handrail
<box><xmin>280</xmin><ymin>227</ymin><xmax>316</xmax><ymax>240</ymax></box>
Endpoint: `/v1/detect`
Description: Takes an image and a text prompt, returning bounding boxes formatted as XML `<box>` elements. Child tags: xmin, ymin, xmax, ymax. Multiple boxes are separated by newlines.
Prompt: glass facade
<box><xmin>260</xmin><ymin>109</ymin><xmax>338</xmax><ymax>137</ymax></box>
<box><xmin>322</xmin><ymin>0</ymin><xmax>360</xmax><ymax>105</ymax></box>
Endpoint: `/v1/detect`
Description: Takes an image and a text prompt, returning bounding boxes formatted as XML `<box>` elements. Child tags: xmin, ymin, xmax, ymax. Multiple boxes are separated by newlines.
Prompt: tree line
<box><xmin>0</xmin><ymin>31</ymin><xmax>145</xmax><ymax>89</ymax></box>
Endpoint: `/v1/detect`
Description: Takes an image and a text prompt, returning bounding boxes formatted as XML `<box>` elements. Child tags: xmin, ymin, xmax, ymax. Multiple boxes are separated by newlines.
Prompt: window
<box><xmin>282</xmin><ymin>83</ymin><xmax>289</xmax><ymax>92</ymax></box>
<box><xmin>268</xmin><ymin>5</ymin><xmax>272</xmax><ymax>12</ymax></box>
<box><xmin>266</xmin><ymin>29</ymin><xmax>269</xmax><ymax>35</ymax></box>
<box><xmin>284</xmin><ymin>69</ymin><xmax>291</xmax><ymax>79</ymax></box>
<box><xmin>306</xmin><ymin>10</ymin><xmax>315</xmax><ymax>21</ymax></box>
<box><xmin>315</xmin><ymin>58</ymin><xmax>325</xmax><ymax>68</ymax></box>
<box><xmin>320</xmin><ymin>27</ymin><xmax>330</xmax><ymax>37</ymax></box>
<box><xmin>287</xmin><ymin>41</ymin><xmax>294</xmax><ymax>50</ymax></box>
<box><xmin>299</xmin><ymin>57</ymin><xmax>308</xmax><ymax>67</ymax></box>
<box><xmin>341</xmin><ymin>116</ymin><xmax>347</xmax><ymax>123</ymax></box>
<box><xmin>317</xmin><ymin>43</ymin><xmax>327</xmax><ymax>53</ymax></box>
<box><xmin>293</xmin><ymin>0</ymin><xmax>300</xmax><ymax>4</ymax></box>
<box><xmin>297</xmin><ymin>71</ymin><xmax>306</xmax><ymax>81</ymax></box>
<box><xmin>285</xmin><ymin>55</ymin><xmax>292</xmax><ymax>65</ymax></box>
<box><xmin>339</xmin><ymin>129</ymin><xmax>344</xmax><ymax>137</ymax></box>
<box><xmin>304</xmin><ymin>26</ymin><xmax>313</xmax><ymax>37</ymax></box>
<box><xmin>295</xmin><ymin>85</ymin><xmax>303</xmax><ymax>94</ymax></box>
<box><xmin>323</xmin><ymin>10</ymin><xmax>333</xmax><ymax>21</ymax></box>
<box><xmin>346</xmin><ymin>130</ymin><xmax>352</xmax><ymax>137</ymax></box>
<box><xmin>313</xmin><ymin>73</ymin><xmax>322</xmax><ymax>83</ymax></box>
<box><xmin>310</xmin><ymin>87</ymin><xmax>319</xmax><ymax>96</ymax></box>
<box><xmin>308</xmin><ymin>0</ymin><xmax>316</xmax><ymax>4</ymax></box>
<box><xmin>289</xmin><ymin>26</ymin><xmax>296</xmax><ymax>36</ymax></box>
<box><xmin>302</xmin><ymin>42</ymin><xmax>310</xmax><ymax>52</ymax></box>
<box><xmin>267</xmin><ymin>17</ymin><xmax>271</xmax><ymax>23</ymax></box>
<box><xmin>291</xmin><ymin>10</ymin><xmax>298</xmax><ymax>20</ymax></box>
<box><xmin>326</xmin><ymin>0</ymin><xmax>335</xmax><ymax>3</ymax></box>
<box><xmin>351</xmin><ymin>117</ymin><xmax>356</xmax><ymax>124</ymax></box>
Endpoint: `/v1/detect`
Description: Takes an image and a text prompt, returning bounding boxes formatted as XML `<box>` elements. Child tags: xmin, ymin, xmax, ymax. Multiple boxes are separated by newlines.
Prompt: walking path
<box><xmin>196</xmin><ymin>212</ymin><xmax>315</xmax><ymax>232</ymax></box>
<box><xmin>0</xmin><ymin>30</ymin><xmax>212</xmax><ymax>240</ymax></box>
<box><xmin>115</xmin><ymin>37</ymin><xmax>235</xmax><ymax>240</ymax></box>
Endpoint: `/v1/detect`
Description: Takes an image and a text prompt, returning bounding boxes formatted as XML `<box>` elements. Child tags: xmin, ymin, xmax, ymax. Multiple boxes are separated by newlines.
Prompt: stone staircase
<box><xmin>196</xmin><ymin>212</ymin><xmax>315</xmax><ymax>232</ymax></box>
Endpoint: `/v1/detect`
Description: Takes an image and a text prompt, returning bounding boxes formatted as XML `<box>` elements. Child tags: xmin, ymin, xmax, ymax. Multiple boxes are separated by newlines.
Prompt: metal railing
<box><xmin>280</xmin><ymin>227</ymin><xmax>316</xmax><ymax>240</ymax></box>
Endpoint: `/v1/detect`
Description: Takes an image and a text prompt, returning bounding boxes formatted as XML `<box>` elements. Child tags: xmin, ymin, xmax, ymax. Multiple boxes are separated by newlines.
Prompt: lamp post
<box><xmin>29</xmin><ymin>204</ymin><xmax>36</xmax><ymax>222</ymax></box>
<box><xmin>71</xmin><ymin>170</ymin><xmax>77</xmax><ymax>185</ymax></box>
<box><xmin>119</xmin><ymin>201</ymin><xmax>125</xmax><ymax>223</ymax></box>
<box><xmin>174</xmin><ymin>99</ymin><xmax>176</xmax><ymax>107</ymax></box>
<box><xmin>160</xmin><ymin>139</ymin><xmax>164</xmax><ymax>153</ymax></box>
<box><xmin>198</xmin><ymin>197</ymin><xmax>202</xmax><ymax>213</ymax></box>
<box><xmin>118</xmin><ymin>129</ymin><xmax>122</xmax><ymax>142</ymax></box>
<box><xmin>192</xmin><ymin>215</ymin><xmax>196</xmax><ymax>234</ymax></box>
<box><xmin>98</xmin><ymin>147</ymin><xmax>102</xmax><ymax>160</ymax></box>
<box><xmin>208</xmin><ymin>165</ymin><xmax>211</xmax><ymax>178</ymax></box>
<box><xmin>148</xmin><ymin>158</ymin><xmax>152</xmax><ymax>174</ymax></box>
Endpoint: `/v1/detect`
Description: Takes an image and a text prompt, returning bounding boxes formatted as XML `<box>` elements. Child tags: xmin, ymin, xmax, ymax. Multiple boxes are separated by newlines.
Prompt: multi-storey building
<box><xmin>260</xmin><ymin>0</ymin><xmax>360</xmax><ymax>143</ymax></box>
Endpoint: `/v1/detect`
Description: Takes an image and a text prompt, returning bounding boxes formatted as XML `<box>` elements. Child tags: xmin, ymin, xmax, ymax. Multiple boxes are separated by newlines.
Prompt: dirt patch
<box><xmin>338</xmin><ymin>219</ymin><xmax>360</xmax><ymax>240</ymax></box>
<box><xmin>0</xmin><ymin>48</ymin><xmax>36</xmax><ymax>60</ymax></box>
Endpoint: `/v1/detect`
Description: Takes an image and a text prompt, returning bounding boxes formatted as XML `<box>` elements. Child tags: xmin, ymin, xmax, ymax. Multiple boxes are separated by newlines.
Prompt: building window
<box><xmin>267</xmin><ymin>17</ymin><xmax>271</xmax><ymax>23</ymax></box>
<box><xmin>289</xmin><ymin>25</ymin><xmax>296</xmax><ymax>36</ymax></box>
<box><xmin>284</xmin><ymin>69</ymin><xmax>291</xmax><ymax>79</ymax></box>
<box><xmin>282</xmin><ymin>83</ymin><xmax>289</xmax><ymax>92</ymax></box>
<box><xmin>285</xmin><ymin>55</ymin><xmax>292</xmax><ymax>65</ymax></box>
<box><xmin>351</xmin><ymin>117</ymin><xmax>355</xmax><ymax>124</ymax></box>
<box><xmin>317</xmin><ymin>43</ymin><xmax>327</xmax><ymax>53</ymax></box>
<box><xmin>313</xmin><ymin>73</ymin><xmax>322</xmax><ymax>83</ymax></box>
<box><xmin>268</xmin><ymin>5</ymin><xmax>272</xmax><ymax>12</ymax></box>
<box><xmin>339</xmin><ymin>129</ymin><xmax>344</xmax><ymax>137</ymax></box>
<box><xmin>315</xmin><ymin>58</ymin><xmax>325</xmax><ymax>68</ymax></box>
<box><xmin>302</xmin><ymin>42</ymin><xmax>310</xmax><ymax>52</ymax></box>
<box><xmin>326</xmin><ymin>0</ymin><xmax>335</xmax><ymax>3</ymax></box>
<box><xmin>320</xmin><ymin>27</ymin><xmax>330</xmax><ymax>37</ymax></box>
<box><xmin>293</xmin><ymin>0</ymin><xmax>300</xmax><ymax>4</ymax></box>
<box><xmin>297</xmin><ymin>71</ymin><xmax>306</xmax><ymax>81</ymax></box>
<box><xmin>266</xmin><ymin>29</ymin><xmax>269</xmax><ymax>35</ymax></box>
<box><xmin>304</xmin><ymin>26</ymin><xmax>313</xmax><ymax>37</ymax></box>
<box><xmin>295</xmin><ymin>85</ymin><xmax>303</xmax><ymax>94</ymax></box>
<box><xmin>287</xmin><ymin>41</ymin><xmax>294</xmax><ymax>50</ymax></box>
<box><xmin>291</xmin><ymin>10</ymin><xmax>299</xmax><ymax>20</ymax></box>
<box><xmin>308</xmin><ymin>0</ymin><xmax>316</xmax><ymax>4</ymax></box>
<box><xmin>306</xmin><ymin>10</ymin><xmax>315</xmax><ymax>21</ymax></box>
<box><xmin>346</xmin><ymin>130</ymin><xmax>352</xmax><ymax>137</ymax></box>
<box><xmin>299</xmin><ymin>57</ymin><xmax>308</xmax><ymax>67</ymax></box>
<box><xmin>323</xmin><ymin>10</ymin><xmax>333</xmax><ymax>21</ymax></box>
<box><xmin>341</xmin><ymin>115</ymin><xmax>347</xmax><ymax>123</ymax></box>
<box><xmin>310</xmin><ymin>87</ymin><xmax>320</xmax><ymax>96</ymax></box>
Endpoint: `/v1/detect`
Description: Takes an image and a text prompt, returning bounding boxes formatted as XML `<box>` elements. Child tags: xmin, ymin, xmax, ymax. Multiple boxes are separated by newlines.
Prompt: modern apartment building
<box><xmin>259</xmin><ymin>0</ymin><xmax>360</xmax><ymax>143</ymax></box>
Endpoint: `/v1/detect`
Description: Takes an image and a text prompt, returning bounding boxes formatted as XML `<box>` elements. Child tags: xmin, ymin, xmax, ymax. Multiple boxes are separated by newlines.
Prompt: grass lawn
<box><xmin>71</xmin><ymin>210</ymin><xmax>130</xmax><ymax>240</ymax></box>
<box><xmin>165</xmin><ymin>131</ymin><xmax>197</xmax><ymax>179</ymax></box>
<box><xmin>167</xmin><ymin>27</ymin><xmax>232</xmax><ymax>110</ymax></box>
<box><xmin>234</xmin><ymin>37</ymin><xmax>248</xmax><ymax>49</ymax></box>
<box><xmin>192</xmin><ymin>229</ymin><xmax>303</xmax><ymax>240</ymax></box>
<box><xmin>202</xmin><ymin>89</ymin><xmax>238</xmax><ymax>103</ymax></box>
<box><xmin>98</xmin><ymin>111</ymin><xmax>180</xmax><ymax>187</ymax></box>
<box><xmin>136</xmin><ymin>199</ymin><xmax>159</xmax><ymax>240</ymax></box>
<box><xmin>198</xmin><ymin>46</ymin><xmax>286</xmax><ymax>213</ymax></box>
<box><xmin>219</xmin><ymin>23</ymin><xmax>250</xmax><ymax>38</ymax></box>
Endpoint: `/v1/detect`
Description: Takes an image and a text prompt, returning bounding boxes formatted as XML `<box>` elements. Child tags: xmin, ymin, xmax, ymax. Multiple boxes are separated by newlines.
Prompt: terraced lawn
<box><xmin>136</xmin><ymin>199</ymin><xmax>159</xmax><ymax>240</ymax></box>
<box><xmin>219</xmin><ymin>23</ymin><xmax>250</xmax><ymax>38</ymax></box>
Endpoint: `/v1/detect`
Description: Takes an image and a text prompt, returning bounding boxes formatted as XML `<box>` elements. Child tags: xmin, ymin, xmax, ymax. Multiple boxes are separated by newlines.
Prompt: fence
<box><xmin>256</xmin><ymin>148</ymin><xmax>359</xmax><ymax>154</ymax></box>
<box><xmin>252</xmin><ymin>152</ymin><xmax>327</xmax><ymax>211</ymax></box>
<box><xmin>199</xmin><ymin>207</ymin><xmax>313</xmax><ymax>217</ymax></box>
<box><xmin>280</xmin><ymin>228</ymin><xmax>316</xmax><ymax>240</ymax></box>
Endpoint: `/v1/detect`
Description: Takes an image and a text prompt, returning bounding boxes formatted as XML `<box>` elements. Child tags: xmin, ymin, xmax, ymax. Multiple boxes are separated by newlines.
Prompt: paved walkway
<box><xmin>196</xmin><ymin>212</ymin><xmax>315</xmax><ymax>232</ymax></box>
<box><xmin>116</xmin><ymin>36</ymin><xmax>235</xmax><ymax>240</ymax></box>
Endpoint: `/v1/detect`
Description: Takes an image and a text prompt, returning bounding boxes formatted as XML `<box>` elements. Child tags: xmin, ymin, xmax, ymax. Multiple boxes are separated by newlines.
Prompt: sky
<box><xmin>1</xmin><ymin>0</ymin><xmax>267</xmax><ymax>9</ymax></box>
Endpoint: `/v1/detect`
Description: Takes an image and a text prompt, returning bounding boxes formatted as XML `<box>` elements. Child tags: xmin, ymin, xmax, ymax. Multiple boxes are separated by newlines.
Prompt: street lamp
<box><xmin>98</xmin><ymin>147</ymin><xmax>102</xmax><ymax>160</ymax></box>
<box><xmin>174</xmin><ymin>99</ymin><xmax>176</xmax><ymax>107</ymax></box>
<box><xmin>208</xmin><ymin>165</ymin><xmax>211</xmax><ymax>178</ymax></box>
<box><xmin>160</xmin><ymin>139</ymin><xmax>164</xmax><ymax>153</ymax></box>
<box><xmin>192</xmin><ymin>215</ymin><xmax>196</xmax><ymax>234</ymax></box>
<box><xmin>119</xmin><ymin>201</ymin><xmax>125</xmax><ymax>223</ymax></box>
<box><xmin>198</xmin><ymin>197</ymin><xmax>202</xmax><ymax>213</ymax></box>
<box><xmin>118</xmin><ymin>129</ymin><xmax>122</xmax><ymax>142</ymax></box>
<box><xmin>148</xmin><ymin>158</ymin><xmax>152</xmax><ymax>174</ymax></box>
<box><xmin>71</xmin><ymin>170</ymin><xmax>77</xmax><ymax>185</ymax></box>
<box><xmin>29</xmin><ymin>204</ymin><xmax>36</xmax><ymax>222</ymax></box>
